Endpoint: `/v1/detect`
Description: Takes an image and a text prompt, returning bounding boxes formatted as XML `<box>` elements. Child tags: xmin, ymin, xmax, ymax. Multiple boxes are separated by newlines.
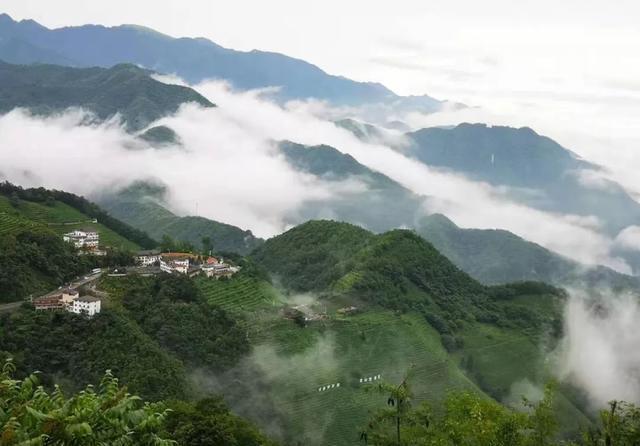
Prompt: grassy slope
<box><xmin>188</xmin><ymin>268</ymin><xmax>587</xmax><ymax>444</ymax></box>
<box><xmin>197</xmin><ymin>275</ymin><xmax>280</xmax><ymax>313</ymax></box>
<box><xmin>0</xmin><ymin>195</ymin><xmax>140</xmax><ymax>251</ymax></box>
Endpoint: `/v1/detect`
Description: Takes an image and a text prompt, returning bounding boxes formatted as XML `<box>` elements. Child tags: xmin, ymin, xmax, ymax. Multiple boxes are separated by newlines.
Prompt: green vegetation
<box><xmin>417</xmin><ymin>213</ymin><xmax>639</xmax><ymax>289</ymax></box>
<box><xmin>0</xmin><ymin>60</ymin><xmax>214</xmax><ymax>131</ymax></box>
<box><xmin>0</xmin><ymin>361</ymin><xmax>174</xmax><ymax>445</ymax></box>
<box><xmin>0</xmin><ymin>216</ymin><xmax>620</xmax><ymax>445</ymax></box>
<box><xmin>252</xmin><ymin>220</ymin><xmax>560</xmax><ymax>334</ymax></box>
<box><xmin>197</xmin><ymin>274</ymin><xmax>280</xmax><ymax>312</ymax></box>
<box><xmin>364</xmin><ymin>378</ymin><xmax>640</xmax><ymax>446</ymax></box>
<box><xmin>0</xmin><ymin>307</ymin><xmax>187</xmax><ymax>401</ymax></box>
<box><xmin>163</xmin><ymin>398</ymin><xmax>279</xmax><ymax>446</ymax></box>
<box><xmin>0</xmin><ymin>182</ymin><xmax>156</xmax><ymax>250</ymax></box>
<box><xmin>121</xmin><ymin>274</ymin><xmax>251</xmax><ymax>370</ymax></box>
<box><xmin>0</xmin><ymin>230</ymin><xmax>93</xmax><ymax>302</ymax></box>
<box><xmin>0</xmin><ymin>183</ymin><xmax>156</xmax><ymax>302</ymax></box>
<box><xmin>99</xmin><ymin>182</ymin><xmax>263</xmax><ymax>254</ymax></box>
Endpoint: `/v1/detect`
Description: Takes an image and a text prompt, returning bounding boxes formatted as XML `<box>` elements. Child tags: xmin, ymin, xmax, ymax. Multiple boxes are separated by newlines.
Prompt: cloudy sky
<box><xmin>5</xmin><ymin>1</ymin><xmax>640</xmax><ymax>188</ymax></box>
<box><xmin>3</xmin><ymin>0</ymin><xmax>639</xmax><ymax>98</ymax></box>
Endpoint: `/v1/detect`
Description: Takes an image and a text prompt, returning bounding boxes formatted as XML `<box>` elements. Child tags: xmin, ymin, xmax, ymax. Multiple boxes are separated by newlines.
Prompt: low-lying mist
<box><xmin>0</xmin><ymin>76</ymin><xmax>632</xmax><ymax>271</ymax></box>
<box><xmin>555</xmin><ymin>289</ymin><xmax>640</xmax><ymax>407</ymax></box>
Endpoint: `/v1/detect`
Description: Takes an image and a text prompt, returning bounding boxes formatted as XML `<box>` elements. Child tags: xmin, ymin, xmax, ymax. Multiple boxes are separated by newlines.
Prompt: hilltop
<box><xmin>277</xmin><ymin>141</ymin><xmax>636</xmax><ymax>289</ymax></box>
<box><xmin>0</xmin><ymin>60</ymin><xmax>214</xmax><ymax>131</ymax></box>
<box><xmin>98</xmin><ymin>182</ymin><xmax>263</xmax><ymax>255</ymax></box>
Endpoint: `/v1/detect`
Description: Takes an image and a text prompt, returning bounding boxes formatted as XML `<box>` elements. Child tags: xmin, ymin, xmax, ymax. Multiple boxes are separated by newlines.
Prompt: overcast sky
<box><xmin>4</xmin><ymin>0</ymin><xmax>640</xmax><ymax>197</ymax></box>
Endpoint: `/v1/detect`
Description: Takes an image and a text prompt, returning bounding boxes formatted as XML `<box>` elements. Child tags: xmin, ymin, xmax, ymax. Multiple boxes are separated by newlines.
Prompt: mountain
<box><xmin>417</xmin><ymin>213</ymin><xmax>639</xmax><ymax>289</ymax></box>
<box><xmin>0</xmin><ymin>13</ymin><xmax>444</xmax><ymax>109</ymax></box>
<box><xmin>278</xmin><ymin>141</ymin><xmax>637</xmax><ymax>287</ymax></box>
<box><xmin>248</xmin><ymin>220</ymin><xmax>590</xmax><ymax>440</ymax></box>
<box><xmin>98</xmin><ymin>182</ymin><xmax>263</xmax><ymax>255</ymax></box>
<box><xmin>406</xmin><ymin>123</ymin><xmax>640</xmax><ymax>237</ymax></box>
<box><xmin>0</xmin><ymin>60</ymin><xmax>213</xmax><ymax>131</ymax></box>
<box><xmin>280</xmin><ymin>141</ymin><xmax>425</xmax><ymax>232</ymax></box>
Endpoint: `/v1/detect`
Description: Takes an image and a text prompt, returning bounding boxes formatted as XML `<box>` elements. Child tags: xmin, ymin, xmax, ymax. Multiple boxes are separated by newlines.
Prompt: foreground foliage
<box><xmin>365</xmin><ymin>379</ymin><xmax>640</xmax><ymax>446</ymax></box>
<box><xmin>0</xmin><ymin>361</ymin><xmax>173</xmax><ymax>445</ymax></box>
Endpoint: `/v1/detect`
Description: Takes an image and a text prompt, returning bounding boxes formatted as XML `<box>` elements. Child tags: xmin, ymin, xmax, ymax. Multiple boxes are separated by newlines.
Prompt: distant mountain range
<box><xmin>404</xmin><ymin>123</ymin><xmax>640</xmax><ymax>237</ymax></box>
<box><xmin>277</xmin><ymin>141</ymin><xmax>638</xmax><ymax>288</ymax></box>
<box><xmin>0</xmin><ymin>60</ymin><xmax>213</xmax><ymax>131</ymax></box>
<box><xmin>1</xmin><ymin>16</ymin><xmax>639</xmax><ymax>282</ymax></box>
<box><xmin>0</xmin><ymin>13</ymin><xmax>445</xmax><ymax>111</ymax></box>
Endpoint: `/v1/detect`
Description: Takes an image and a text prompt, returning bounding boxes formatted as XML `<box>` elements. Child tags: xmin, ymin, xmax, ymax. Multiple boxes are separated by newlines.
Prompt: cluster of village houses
<box><xmin>33</xmin><ymin>288</ymin><xmax>101</xmax><ymax>316</ymax></box>
<box><xmin>61</xmin><ymin>230</ymin><xmax>239</xmax><ymax>279</ymax></box>
<box><xmin>136</xmin><ymin>250</ymin><xmax>240</xmax><ymax>278</ymax></box>
<box><xmin>35</xmin><ymin>228</ymin><xmax>240</xmax><ymax>317</ymax></box>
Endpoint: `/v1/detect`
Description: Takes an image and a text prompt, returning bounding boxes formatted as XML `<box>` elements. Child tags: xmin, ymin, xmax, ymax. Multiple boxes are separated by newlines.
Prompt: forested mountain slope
<box><xmin>0</xmin><ymin>60</ymin><xmax>213</xmax><ymax>130</ymax></box>
<box><xmin>406</xmin><ymin>123</ymin><xmax>640</xmax><ymax>237</ymax></box>
<box><xmin>99</xmin><ymin>182</ymin><xmax>263</xmax><ymax>255</ymax></box>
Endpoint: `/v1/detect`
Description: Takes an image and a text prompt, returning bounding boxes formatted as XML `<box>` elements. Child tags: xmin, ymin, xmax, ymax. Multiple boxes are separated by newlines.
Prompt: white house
<box><xmin>63</xmin><ymin>230</ymin><xmax>100</xmax><ymax>250</ymax></box>
<box><xmin>160</xmin><ymin>257</ymin><xmax>190</xmax><ymax>275</ymax></box>
<box><xmin>69</xmin><ymin>296</ymin><xmax>101</xmax><ymax>316</ymax></box>
<box><xmin>136</xmin><ymin>250</ymin><xmax>162</xmax><ymax>266</ymax></box>
<box><xmin>201</xmin><ymin>257</ymin><xmax>239</xmax><ymax>279</ymax></box>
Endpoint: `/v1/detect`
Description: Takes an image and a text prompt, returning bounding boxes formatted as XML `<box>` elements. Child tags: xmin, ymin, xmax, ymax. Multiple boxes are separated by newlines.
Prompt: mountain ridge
<box><xmin>0</xmin><ymin>12</ymin><xmax>444</xmax><ymax>110</ymax></box>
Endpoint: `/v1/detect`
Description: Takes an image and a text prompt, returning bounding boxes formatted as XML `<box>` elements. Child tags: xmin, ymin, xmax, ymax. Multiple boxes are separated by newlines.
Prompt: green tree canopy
<box><xmin>0</xmin><ymin>360</ymin><xmax>173</xmax><ymax>445</ymax></box>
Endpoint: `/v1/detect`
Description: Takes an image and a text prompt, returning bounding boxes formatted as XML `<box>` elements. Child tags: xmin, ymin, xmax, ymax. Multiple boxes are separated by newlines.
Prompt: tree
<box><xmin>0</xmin><ymin>360</ymin><xmax>174</xmax><ymax>445</ymax></box>
<box><xmin>163</xmin><ymin>398</ymin><xmax>278</xmax><ymax>446</ymax></box>
<box><xmin>363</xmin><ymin>379</ymin><xmax>564</xmax><ymax>446</ymax></box>
<box><xmin>363</xmin><ymin>368</ymin><xmax>415</xmax><ymax>446</ymax></box>
<box><xmin>584</xmin><ymin>401</ymin><xmax>640</xmax><ymax>446</ymax></box>
<box><xmin>201</xmin><ymin>236</ymin><xmax>213</xmax><ymax>256</ymax></box>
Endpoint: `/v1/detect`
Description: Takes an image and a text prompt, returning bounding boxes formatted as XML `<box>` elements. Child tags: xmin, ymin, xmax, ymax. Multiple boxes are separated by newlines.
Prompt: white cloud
<box><xmin>0</xmin><ymin>79</ymin><xmax>632</xmax><ymax>272</ymax></box>
<box><xmin>555</xmin><ymin>290</ymin><xmax>640</xmax><ymax>406</ymax></box>
<box><xmin>615</xmin><ymin>226</ymin><xmax>640</xmax><ymax>252</ymax></box>
<box><xmin>0</xmin><ymin>107</ymin><xmax>353</xmax><ymax>237</ymax></box>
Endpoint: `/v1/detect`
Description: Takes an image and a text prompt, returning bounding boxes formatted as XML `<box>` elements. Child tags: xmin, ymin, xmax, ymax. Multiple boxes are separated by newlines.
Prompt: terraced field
<box><xmin>222</xmin><ymin>310</ymin><xmax>483</xmax><ymax>446</ymax></box>
<box><xmin>197</xmin><ymin>275</ymin><xmax>281</xmax><ymax>312</ymax></box>
<box><xmin>0</xmin><ymin>212</ymin><xmax>48</xmax><ymax>236</ymax></box>
<box><xmin>0</xmin><ymin>196</ymin><xmax>140</xmax><ymax>250</ymax></box>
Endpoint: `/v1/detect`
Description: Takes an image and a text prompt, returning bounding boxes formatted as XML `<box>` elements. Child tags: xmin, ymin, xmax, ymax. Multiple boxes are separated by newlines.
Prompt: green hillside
<box><xmin>0</xmin><ymin>217</ymin><xmax>597</xmax><ymax>445</ymax></box>
<box><xmin>0</xmin><ymin>60</ymin><xmax>214</xmax><ymax>131</ymax></box>
<box><xmin>245</xmin><ymin>220</ymin><xmax>590</xmax><ymax>443</ymax></box>
<box><xmin>0</xmin><ymin>183</ymin><xmax>157</xmax><ymax>302</ymax></box>
<box><xmin>0</xmin><ymin>194</ymin><xmax>139</xmax><ymax>251</ymax></box>
<box><xmin>278</xmin><ymin>141</ymin><xmax>636</xmax><ymax>288</ymax></box>
<box><xmin>99</xmin><ymin>182</ymin><xmax>263</xmax><ymax>255</ymax></box>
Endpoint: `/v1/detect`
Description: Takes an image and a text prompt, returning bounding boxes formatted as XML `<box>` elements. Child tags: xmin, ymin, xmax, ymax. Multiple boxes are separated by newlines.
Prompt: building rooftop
<box><xmin>76</xmin><ymin>296</ymin><xmax>101</xmax><ymax>303</ymax></box>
